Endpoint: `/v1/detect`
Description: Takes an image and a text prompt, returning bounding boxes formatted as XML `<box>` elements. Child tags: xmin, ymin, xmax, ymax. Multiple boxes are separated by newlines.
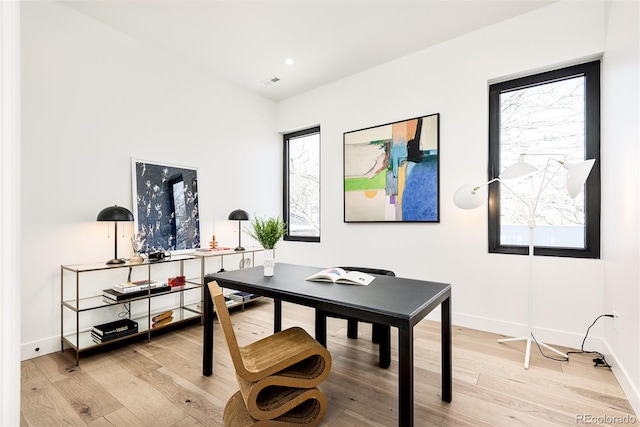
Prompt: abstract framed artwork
<box><xmin>131</xmin><ymin>159</ymin><xmax>201</xmax><ymax>253</ymax></box>
<box><xmin>344</xmin><ymin>113</ymin><xmax>440</xmax><ymax>223</ymax></box>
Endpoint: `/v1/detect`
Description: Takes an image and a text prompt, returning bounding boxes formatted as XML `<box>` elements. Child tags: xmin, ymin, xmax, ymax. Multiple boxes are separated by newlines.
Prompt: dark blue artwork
<box><xmin>402</xmin><ymin>155</ymin><xmax>438</xmax><ymax>221</ymax></box>
<box><xmin>133</xmin><ymin>160</ymin><xmax>200</xmax><ymax>252</ymax></box>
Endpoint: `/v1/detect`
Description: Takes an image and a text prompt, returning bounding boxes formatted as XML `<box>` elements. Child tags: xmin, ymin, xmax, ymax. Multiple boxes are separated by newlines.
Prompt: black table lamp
<box><xmin>97</xmin><ymin>205</ymin><xmax>134</xmax><ymax>265</ymax></box>
<box><xmin>228</xmin><ymin>209</ymin><xmax>249</xmax><ymax>251</ymax></box>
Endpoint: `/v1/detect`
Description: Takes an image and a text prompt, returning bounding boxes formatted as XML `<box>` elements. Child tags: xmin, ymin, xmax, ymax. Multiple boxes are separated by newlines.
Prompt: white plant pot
<box><xmin>263</xmin><ymin>249</ymin><xmax>275</xmax><ymax>277</ymax></box>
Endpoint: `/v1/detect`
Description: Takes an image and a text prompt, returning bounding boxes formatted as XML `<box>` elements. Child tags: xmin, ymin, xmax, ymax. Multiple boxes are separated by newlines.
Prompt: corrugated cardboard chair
<box><xmin>208</xmin><ymin>281</ymin><xmax>331</xmax><ymax>426</ymax></box>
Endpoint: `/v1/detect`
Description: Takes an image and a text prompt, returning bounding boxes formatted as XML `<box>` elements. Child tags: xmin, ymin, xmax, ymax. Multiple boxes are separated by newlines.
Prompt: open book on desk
<box><xmin>305</xmin><ymin>268</ymin><xmax>375</xmax><ymax>286</ymax></box>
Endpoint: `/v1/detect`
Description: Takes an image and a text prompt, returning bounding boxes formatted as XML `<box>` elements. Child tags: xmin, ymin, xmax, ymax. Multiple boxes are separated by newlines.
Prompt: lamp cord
<box><xmin>118</xmin><ymin>303</ymin><xmax>131</xmax><ymax>319</ymax></box>
<box><xmin>531</xmin><ymin>314</ymin><xmax>612</xmax><ymax>368</ymax></box>
<box><xmin>530</xmin><ymin>333</ymin><xmax>568</xmax><ymax>362</ymax></box>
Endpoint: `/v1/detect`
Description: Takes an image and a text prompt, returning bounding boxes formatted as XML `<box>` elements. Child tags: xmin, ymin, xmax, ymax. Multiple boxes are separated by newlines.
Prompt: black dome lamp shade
<box><xmin>97</xmin><ymin>205</ymin><xmax>134</xmax><ymax>265</ymax></box>
<box><xmin>228</xmin><ymin>209</ymin><xmax>249</xmax><ymax>251</ymax></box>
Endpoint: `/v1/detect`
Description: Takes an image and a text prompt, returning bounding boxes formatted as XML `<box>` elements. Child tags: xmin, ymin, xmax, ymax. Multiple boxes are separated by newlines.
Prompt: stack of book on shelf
<box><xmin>91</xmin><ymin>319</ymin><xmax>138</xmax><ymax>344</ymax></box>
<box><xmin>151</xmin><ymin>310</ymin><xmax>173</xmax><ymax>329</ymax></box>
<box><xmin>225</xmin><ymin>291</ymin><xmax>259</xmax><ymax>306</ymax></box>
<box><xmin>103</xmin><ymin>279</ymin><xmax>170</xmax><ymax>302</ymax></box>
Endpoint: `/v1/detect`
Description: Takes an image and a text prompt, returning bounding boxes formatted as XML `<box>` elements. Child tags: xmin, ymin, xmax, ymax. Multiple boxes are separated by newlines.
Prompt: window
<box><xmin>283</xmin><ymin>127</ymin><xmax>320</xmax><ymax>242</ymax></box>
<box><xmin>488</xmin><ymin>61</ymin><xmax>600</xmax><ymax>258</ymax></box>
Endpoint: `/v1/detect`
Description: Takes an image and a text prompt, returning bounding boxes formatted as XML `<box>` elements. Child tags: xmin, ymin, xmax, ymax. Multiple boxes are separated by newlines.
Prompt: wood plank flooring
<box><xmin>21</xmin><ymin>299</ymin><xmax>636</xmax><ymax>426</ymax></box>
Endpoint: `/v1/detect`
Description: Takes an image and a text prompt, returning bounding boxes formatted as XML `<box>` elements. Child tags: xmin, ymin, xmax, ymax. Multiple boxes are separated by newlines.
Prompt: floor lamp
<box><xmin>454</xmin><ymin>154</ymin><xmax>595</xmax><ymax>369</ymax></box>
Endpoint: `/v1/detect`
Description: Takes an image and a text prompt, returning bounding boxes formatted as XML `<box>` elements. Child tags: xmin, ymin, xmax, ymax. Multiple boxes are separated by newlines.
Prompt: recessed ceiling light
<box><xmin>285</xmin><ymin>58</ymin><xmax>294</xmax><ymax>65</ymax></box>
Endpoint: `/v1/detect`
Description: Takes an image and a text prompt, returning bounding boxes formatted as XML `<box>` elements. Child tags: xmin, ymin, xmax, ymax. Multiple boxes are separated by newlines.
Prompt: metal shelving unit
<box><xmin>193</xmin><ymin>247</ymin><xmax>264</xmax><ymax>310</ymax></box>
<box><xmin>60</xmin><ymin>254</ymin><xmax>201</xmax><ymax>365</ymax></box>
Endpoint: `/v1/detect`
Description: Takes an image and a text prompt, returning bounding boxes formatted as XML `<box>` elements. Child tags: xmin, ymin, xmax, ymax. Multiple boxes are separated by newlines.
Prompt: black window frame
<box><xmin>488</xmin><ymin>60</ymin><xmax>601</xmax><ymax>259</ymax></box>
<box><xmin>283</xmin><ymin>126</ymin><xmax>321</xmax><ymax>243</ymax></box>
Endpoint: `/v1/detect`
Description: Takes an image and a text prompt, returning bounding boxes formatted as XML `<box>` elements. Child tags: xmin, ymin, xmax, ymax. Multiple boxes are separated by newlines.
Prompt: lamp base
<box><xmin>130</xmin><ymin>255</ymin><xmax>144</xmax><ymax>264</ymax></box>
<box><xmin>106</xmin><ymin>258</ymin><xmax>125</xmax><ymax>265</ymax></box>
<box><xmin>234</xmin><ymin>246</ymin><xmax>245</xmax><ymax>252</ymax></box>
<box><xmin>498</xmin><ymin>335</ymin><xmax>568</xmax><ymax>369</ymax></box>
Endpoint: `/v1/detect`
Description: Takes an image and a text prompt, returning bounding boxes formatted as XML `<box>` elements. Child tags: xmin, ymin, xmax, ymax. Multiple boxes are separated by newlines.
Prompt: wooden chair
<box><xmin>208</xmin><ymin>281</ymin><xmax>331</xmax><ymax>426</ymax></box>
<box><xmin>316</xmin><ymin>267</ymin><xmax>395</xmax><ymax>368</ymax></box>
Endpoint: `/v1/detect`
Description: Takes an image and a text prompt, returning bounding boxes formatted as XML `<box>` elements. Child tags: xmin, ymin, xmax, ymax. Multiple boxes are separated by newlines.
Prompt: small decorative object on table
<box><xmin>245</xmin><ymin>215</ymin><xmax>286</xmax><ymax>277</ymax></box>
<box><xmin>168</xmin><ymin>275</ymin><xmax>186</xmax><ymax>287</ymax></box>
<box><xmin>130</xmin><ymin>234</ymin><xmax>144</xmax><ymax>264</ymax></box>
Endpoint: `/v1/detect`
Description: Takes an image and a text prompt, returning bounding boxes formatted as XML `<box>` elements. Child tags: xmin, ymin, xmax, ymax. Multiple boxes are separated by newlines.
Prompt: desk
<box><xmin>203</xmin><ymin>263</ymin><xmax>452</xmax><ymax>427</ymax></box>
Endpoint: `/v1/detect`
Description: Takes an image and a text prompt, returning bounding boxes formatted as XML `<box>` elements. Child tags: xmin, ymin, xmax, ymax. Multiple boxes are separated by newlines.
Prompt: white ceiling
<box><xmin>58</xmin><ymin>0</ymin><xmax>556</xmax><ymax>102</ymax></box>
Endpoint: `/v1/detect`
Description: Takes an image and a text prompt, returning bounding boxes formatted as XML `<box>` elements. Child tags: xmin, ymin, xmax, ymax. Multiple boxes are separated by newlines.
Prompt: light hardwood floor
<box><xmin>21</xmin><ymin>299</ymin><xmax>635</xmax><ymax>426</ymax></box>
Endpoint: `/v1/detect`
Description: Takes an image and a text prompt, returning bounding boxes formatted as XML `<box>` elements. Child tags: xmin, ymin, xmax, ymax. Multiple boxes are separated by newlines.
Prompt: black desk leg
<box><xmin>274</xmin><ymin>299</ymin><xmax>282</xmax><ymax>333</ymax></box>
<box><xmin>441</xmin><ymin>296</ymin><xmax>452</xmax><ymax>402</ymax></box>
<box><xmin>314</xmin><ymin>310</ymin><xmax>327</xmax><ymax>347</ymax></box>
<box><xmin>203</xmin><ymin>282</ymin><xmax>214</xmax><ymax>376</ymax></box>
<box><xmin>398</xmin><ymin>325</ymin><xmax>414</xmax><ymax>427</ymax></box>
<box><xmin>377</xmin><ymin>324</ymin><xmax>391</xmax><ymax>369</ymax></box>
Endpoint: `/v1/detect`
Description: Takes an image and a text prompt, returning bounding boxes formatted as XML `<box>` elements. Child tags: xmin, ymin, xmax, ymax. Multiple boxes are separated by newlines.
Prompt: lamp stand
<box><xmin>234</xmin><ymin>220</ymin><xmax>245</xmax><ymax>252</ymax></box>
<box><xmin>455</xmin><ymin>155</ymin><xmax>594</xmax><ymax>370</ymax></box>
<box><xmin>106</xmin><ymin>221</ymin><xmax>125</xmax><ymax>265</ymax></box>
<box><xmin>497</xmin><ymin>220</ymin><xmax>568</xmax><ymax>369</ymax></box>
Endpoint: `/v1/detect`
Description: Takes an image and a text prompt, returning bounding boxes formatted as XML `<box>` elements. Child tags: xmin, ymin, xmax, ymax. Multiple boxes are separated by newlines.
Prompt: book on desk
<box><xmin>305</xmin><ymin>268</ymin><xmax>375</xmax><ymax>286</ymax></box>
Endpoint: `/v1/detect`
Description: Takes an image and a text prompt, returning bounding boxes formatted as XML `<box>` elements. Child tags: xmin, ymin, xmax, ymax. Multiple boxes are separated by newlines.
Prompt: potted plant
<box><xmin>246</xmin><ymin>215</ymin><xmax>286</xmax><ymax>276</ymax></box>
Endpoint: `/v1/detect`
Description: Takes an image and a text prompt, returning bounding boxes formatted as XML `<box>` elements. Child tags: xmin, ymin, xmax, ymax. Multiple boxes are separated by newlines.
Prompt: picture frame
<box><xmin>131</xmin><ymin>159</ymin><xmax>201</xmax><ymax>253</ymax></box>
<box><xmin>343</xmin><ymin>113</ymin><xmax>439</xmax><ymax>223</ymax></box>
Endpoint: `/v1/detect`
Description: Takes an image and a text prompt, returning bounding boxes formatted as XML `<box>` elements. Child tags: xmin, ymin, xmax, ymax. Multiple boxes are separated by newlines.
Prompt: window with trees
<box><xmin>283</xmin><ymin>127</ymin><xmax>320</xmax><ymax>242</ymax></box>
<box><xmin>488</xmin><ymin>61</ymin><xmax>600</xmax><ymax>258</ymax></box>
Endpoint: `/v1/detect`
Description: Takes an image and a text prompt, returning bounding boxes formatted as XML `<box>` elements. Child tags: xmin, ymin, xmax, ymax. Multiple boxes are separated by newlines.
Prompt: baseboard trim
<box><xmin>21</xmin><ymin>335</ymin><xmax>62</xmax><ymax>361</ymax></box>
<box><xmin>602</xmin><ymin>339</ymin><xmax>640</xmax><ymax>418</ymax></box>
<box><xmin>447</xmin><ymin>311</ymin><xmax>598</xmax><ymax>351</ymax></box>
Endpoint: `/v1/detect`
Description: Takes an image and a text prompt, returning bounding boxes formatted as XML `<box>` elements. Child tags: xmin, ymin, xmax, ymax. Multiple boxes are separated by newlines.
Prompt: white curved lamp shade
<box><xmin>453</xmin><ymin>183</ymin><xmax>487</xmax><ymax>210</ymax></box>
<box><xmin>500</xmin><ymin>158</ymin><xmax>538</xmax><ymax>180</ymax></box>
<box><xmin>566</xmin><ymin>158</ymin><xmax>595</xmax><ymax>198</ymax></box>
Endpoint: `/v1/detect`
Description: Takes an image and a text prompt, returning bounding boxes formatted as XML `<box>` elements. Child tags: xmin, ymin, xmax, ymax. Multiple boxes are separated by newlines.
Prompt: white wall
<box><xmin>278</xmin><ymin>0</ymin><xmax>640</xmax><ymax>412</ymax></box>
<box><xmin>602</xmin><ymin>0</ymin><xmax>640</xmax><ymax>416</ymax></box>
<box><xmin>278</xmin><ymin>1</ymin><xmax>608</xmax><ymax>349</ymax></box>
<box><xmin>20</xmin><ymin>0</ymin><xmax>280</xmax><ymax>359</ymax></box>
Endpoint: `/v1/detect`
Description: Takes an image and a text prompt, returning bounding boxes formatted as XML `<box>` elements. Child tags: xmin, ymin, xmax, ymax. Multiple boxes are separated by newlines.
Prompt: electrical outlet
<box><xmin>611</xmin><ymin>311</ymin><xmax>620</xmax><ymax>334</ymax></box>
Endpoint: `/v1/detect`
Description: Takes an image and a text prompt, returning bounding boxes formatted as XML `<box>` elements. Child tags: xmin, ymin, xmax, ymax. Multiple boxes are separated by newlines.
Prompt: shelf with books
<box><xmin>193</xmin><ymin>247</ymin><xmax>264</xmax><ymax>310</ymax></box>
<box><xmin>61</xmin><ymin>277</ymin><xmax>202</xmax><ymax>311</ymax></box>
<box><xmin>62</xmin><ymin>326</ymin><xmax>146</xmax><ymax>352</ymax></box>
<box><xmin>135</xmin><ymin>306</ymin><xmax>202</xmax><ymax>332</ymax></box>
<box><xmin>61</xmin><ymin>306</ymin><xmax>203</xmax><ymax>353</ymax></box>
<box><xmin>224</xmin><ymin>289</ymin><xmax>261</xmax><ymax>308</ymax></box>
<box><xmin>60</xmin><ymin>255</ymin><xmax>202</xmax><ymax>364</ymax></box>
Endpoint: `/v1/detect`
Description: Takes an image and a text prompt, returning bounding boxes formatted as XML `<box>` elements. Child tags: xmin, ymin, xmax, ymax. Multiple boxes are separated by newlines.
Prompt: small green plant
<box><xmin>245</xmin><ymin>215</ymin><xmax>286</xmax><ymax>249</ymax></box>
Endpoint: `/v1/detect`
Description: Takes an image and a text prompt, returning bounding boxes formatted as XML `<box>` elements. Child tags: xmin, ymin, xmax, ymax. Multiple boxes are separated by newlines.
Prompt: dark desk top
<box><xmin>207</xmin><ymin>263</ymin><xmax>451</xmax><ymax>328</ymax></box>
